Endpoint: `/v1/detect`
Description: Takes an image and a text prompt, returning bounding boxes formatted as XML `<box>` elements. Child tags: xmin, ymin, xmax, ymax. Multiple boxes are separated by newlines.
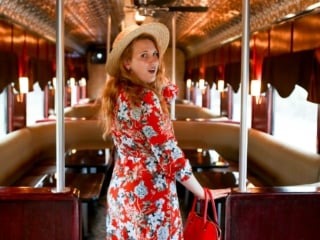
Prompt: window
<box><xmin>210</xmin><ymin>83</ymin><xmax>221</xmax><ymax>115</ymax></box>
<box><xmin>0</xmin><ymin>89</ymin><xmax>7</xmax><ymax>136</ymax></box>
<box><xmin>26</xmin><ymin>82</ymin><xmax>44</xmax><ymax>125</ymax></box>
<box><xmin>273</xmin><ymin>86</ymin><xmax>317</xmax><ymax>153</ymax></box>
<box><xmin>231</xmin><ymin>85</ymin><xmax>252</xmax><ymax>126</ymax></box>
<box><xmin>232</xmin><ymin>85</ymin><xmax>317</xmax><ymax>152</ymax></box>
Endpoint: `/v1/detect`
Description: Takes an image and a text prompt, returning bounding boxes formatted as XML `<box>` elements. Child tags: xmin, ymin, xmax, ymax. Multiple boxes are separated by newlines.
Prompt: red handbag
<box><xmin>183</xmin><ymin>188</ymin><xmax>221</xmax><ymax>240</ymax></box>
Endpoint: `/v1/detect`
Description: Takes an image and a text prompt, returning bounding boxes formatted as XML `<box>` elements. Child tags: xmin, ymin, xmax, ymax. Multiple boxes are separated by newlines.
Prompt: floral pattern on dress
<box><xmin>162</xmin><ymin>83</ymin><xmax>178</xmax><ymax>104</ymax></box>
<box><xmin>106</xmin><ymin>86</ymin><xmax>192</xmax><ymax>240</ymax></box>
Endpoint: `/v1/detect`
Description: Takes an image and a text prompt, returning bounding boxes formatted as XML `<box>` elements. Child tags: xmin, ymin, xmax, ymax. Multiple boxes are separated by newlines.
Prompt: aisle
<box><xmin>85</xmin><ymin>196</ymin><xmax>106</xmax><ymax>240</ymax></box>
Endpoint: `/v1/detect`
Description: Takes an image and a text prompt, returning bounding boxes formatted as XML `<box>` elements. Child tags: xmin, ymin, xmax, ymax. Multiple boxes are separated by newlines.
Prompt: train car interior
<box><xmin>0</xmin><ymin>0</ymin><xmax>320</xmax><ymax>239</ymax></box>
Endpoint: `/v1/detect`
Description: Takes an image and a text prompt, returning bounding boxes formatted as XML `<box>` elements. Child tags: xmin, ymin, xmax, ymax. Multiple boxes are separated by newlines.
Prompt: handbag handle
<box><xmin>205</xmin><ymin>188</ymin><xmax>219</xmax><ymax>224</ymax></box>
<box><xmin>190</xmin><ymin>188</ymin><xmax>208</xmax><ymax>225</ymax></box>
<box><xmin>190</xmin><ymin>188</ymin><xmax>219</xmax><ymax>225</ymax></box>
<box><xmin>203</xmin><ymin>188</ymin><xmax>209</xmax><ymax>224</ymax></box>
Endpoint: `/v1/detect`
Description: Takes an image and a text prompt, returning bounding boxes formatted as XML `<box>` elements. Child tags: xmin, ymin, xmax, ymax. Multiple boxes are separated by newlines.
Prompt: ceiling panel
<box><xmin>0</xmin><ymin>0</ymin><xmax>319</xmax><ymax>57</ymax></box>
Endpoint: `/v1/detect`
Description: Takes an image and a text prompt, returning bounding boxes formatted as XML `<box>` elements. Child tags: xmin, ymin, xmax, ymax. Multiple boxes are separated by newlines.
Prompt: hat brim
<box><xmin>106</xmin><ymin>23</ymin><xmax>170</xmax><ymax>77</ymax></box>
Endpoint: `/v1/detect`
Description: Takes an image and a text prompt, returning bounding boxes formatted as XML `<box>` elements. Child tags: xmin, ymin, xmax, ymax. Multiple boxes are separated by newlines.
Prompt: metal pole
<box><xmin>105</xmin><ymin>13</ymin><xmax>112</xmax><ymax>159</ymax></box>
<box><xmin>239</xmin><ymin>0</ymin><xmax>250</xmax><ymax>192</ymax></box>
<box><xmin>55</xmin><ymin>0</ymin><xmax>66</xmax><ymax>192</ymax></box>
<box><xmin>106</xmin><ymin>13</ymin><xmax>111</xmax><ymax>69</ymax></box>
<box><xmin>170</xmin><ymin>13</ymin><xmax>176</xmax><ymax>120</ymax></box>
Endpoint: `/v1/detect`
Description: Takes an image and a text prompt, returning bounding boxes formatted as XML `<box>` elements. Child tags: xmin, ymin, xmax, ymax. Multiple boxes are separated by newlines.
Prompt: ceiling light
<box><xmin>135</xmin><ymin>10</ymin><xmax>146</xmax><ymax>25</ymax></box>
<box><xmin>306</xmin><ymin>2</ymin><xmax>320</xmax><ymax>11</ymax></box>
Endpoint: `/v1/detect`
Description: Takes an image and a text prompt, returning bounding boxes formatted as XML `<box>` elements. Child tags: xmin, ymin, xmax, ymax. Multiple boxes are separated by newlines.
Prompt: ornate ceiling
<box><xmin>0</xmin><ymin>0</ymin><xmax>319</xmax><ymax>57</ymax></box>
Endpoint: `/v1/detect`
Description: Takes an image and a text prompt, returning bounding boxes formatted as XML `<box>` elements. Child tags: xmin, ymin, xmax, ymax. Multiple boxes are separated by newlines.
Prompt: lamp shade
<box><xmin>217</xmin><ymin>79</ymin><xmax>225</xmax><ymax>92</ymax></box>
<box><xmin>186</xmin><ymin>79</ymin><xmax>192</xmax><ymax>88</ymax></box>
<box><xmin>250</xmin><ymin>79</ymin><xmax>261</xmax><ymax>96</ymax></box>
<box><xmin>135</xmin><ymin>11</ymin><xmax>146</xmax><ymax>25</ymax></box>
<box><xmin>19</xmin><ymin>76</ymin><xmax>29</xmax><ymax>94</ymax></box>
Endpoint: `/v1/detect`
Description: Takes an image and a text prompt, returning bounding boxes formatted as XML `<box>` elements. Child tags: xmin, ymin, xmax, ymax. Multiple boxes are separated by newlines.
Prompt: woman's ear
<box><xmin>124</xmin><ymin>60</ymin><xmax>131</xmax><ymax>71</ymax></box>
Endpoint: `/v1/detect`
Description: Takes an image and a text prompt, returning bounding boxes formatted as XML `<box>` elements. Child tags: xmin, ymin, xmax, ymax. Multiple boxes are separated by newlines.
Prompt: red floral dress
<box><xmin>106</xmin><ymin>84</ymin><xmax>192</xmax><ymax>240</ymax></box>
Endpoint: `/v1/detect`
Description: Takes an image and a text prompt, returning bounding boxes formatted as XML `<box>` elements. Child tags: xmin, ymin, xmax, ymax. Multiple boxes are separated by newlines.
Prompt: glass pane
<box><xmin>273</xmin><ymin>86</ymin><xmax>317</xmax><ymax>153</ymax></box>
<box><xmin>210</xmin><ymin>83</ymin><xmax>221</xmax><ymax>115</ymax></box>
<box><xmin>27</xmin><ymin>82</ymin><xmax>44</xmax><ymax>125</ymax></box>
<box><xmin>0</xmin><ymin>89</ymin><xmax>7</xmax><ymax>136</ymax></box>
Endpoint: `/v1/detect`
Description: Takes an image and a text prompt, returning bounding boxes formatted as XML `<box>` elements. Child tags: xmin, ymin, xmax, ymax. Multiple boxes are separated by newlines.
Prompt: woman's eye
<box><xmin>153</xmin><ymin>52</ymin><xmax>159</xmax><ymax>58</ymax></box>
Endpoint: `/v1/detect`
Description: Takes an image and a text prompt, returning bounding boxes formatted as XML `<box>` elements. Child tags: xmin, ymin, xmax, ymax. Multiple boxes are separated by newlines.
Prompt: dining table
<box><xmin>65</xmin><ymin>148</ymin><xmax>112</xmax><ymax>173</ymax></box>
<box><xmin>182</xmin><ymin>148</ymin><xmax>230</xmax><ymax>171</ymax></box>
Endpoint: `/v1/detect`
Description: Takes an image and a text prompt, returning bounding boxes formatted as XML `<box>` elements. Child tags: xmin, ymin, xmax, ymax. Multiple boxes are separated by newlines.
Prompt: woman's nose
<box><xmin>149</xmin><ymin>55</ymin><xmax>158</xmax><ymax>63</ymax></box>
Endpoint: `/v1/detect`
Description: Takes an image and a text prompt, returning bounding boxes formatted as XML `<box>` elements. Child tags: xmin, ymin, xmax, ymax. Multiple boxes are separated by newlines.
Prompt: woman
<box><xmin>100</xmin><ymin>22</ymin><xmax>230</xmax><ymax>239</ymax></box>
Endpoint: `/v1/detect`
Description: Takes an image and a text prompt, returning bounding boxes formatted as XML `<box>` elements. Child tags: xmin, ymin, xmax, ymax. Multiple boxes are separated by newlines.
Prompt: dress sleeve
<box><xmin>140</xmin><ymin>90</ymin><xmax>192</xmax><ymax>182</ymax></box>
<box><xmin>162</xmin><ymin>83</ymin><xmax>178</xmax><ymax>104</ymax></box>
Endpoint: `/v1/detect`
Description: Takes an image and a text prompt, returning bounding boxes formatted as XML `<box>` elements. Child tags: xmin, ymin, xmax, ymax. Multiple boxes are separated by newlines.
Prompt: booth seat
<box><xmin>63</xmin><ymin>102</ymin><xmax>223</xmax><ymax>120</ymax></box>
<box><xmin>3</xmin><ymin>119</ymin><xmax>318</xmax><ymax>239</ymax></box>
<box><xmin>173</xmin><ymin>103</ymin><xmax>223</xmax><ymax>119</ymax></box>
<box><xmin>172</xmin><ymin>120</ymin><xmax>320</xmax><ymax>186</ymax></box>
<box><xmin>0</xmin><ymin>120</ymin><xmax>112</xmax><ymax>186</ymax></box>
<box><xmin>64</xmin><ymin>103</ymin><xmax>100</xmax><ymax>119</ymax></box>
<box><xmin>1</xmin><ymin>119</ymin><xmax>319</xmax><ymax>187</ymax></box>
<box><xmin>0</xmin><ymin>120</ymin><xmax>113</xmax><ymax>239</ymax></box>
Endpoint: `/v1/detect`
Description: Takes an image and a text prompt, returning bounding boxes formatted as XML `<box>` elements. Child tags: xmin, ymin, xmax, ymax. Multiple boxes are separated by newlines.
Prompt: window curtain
<box><xmin>224</xmin><ymin>62</ymin><xmax>241</xmax><ymax>93</ymax></box>
<box><xmin>29</xmin><ymin>58</ymin><xmax>54</xmax><ymax>90</ymax></box>
<box><xmin>204</xmin><ymin>66</ymin><xmax>217</xmax><ymax>88</ymax></box>
<box><xmin>0</xmin><ymin>51</ymin><xmax>18</xmax><ymax>93</ymax></box>
<box><xmin>262</xmin><ymin>49</ymin><xmax>320</xmax><ymax>103</ymax></box>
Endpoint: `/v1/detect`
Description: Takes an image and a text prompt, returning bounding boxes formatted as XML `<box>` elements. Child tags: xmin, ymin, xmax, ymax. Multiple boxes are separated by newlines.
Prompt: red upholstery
<box><xmin>0</xmin><ymin>187</ymin><xmax>81</xmax><ymax>240</ymax></box>
<box><xmin>224</xmin><ymin>189</ymin><xmax>320</xmax><ymax>240</ymax></box>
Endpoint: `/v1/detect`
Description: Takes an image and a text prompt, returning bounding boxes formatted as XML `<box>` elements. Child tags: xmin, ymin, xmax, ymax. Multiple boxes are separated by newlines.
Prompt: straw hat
<box><xmin>106</xmin><ymin>22</ymin><xmax>170</xmax><ymax>77</ymax></box>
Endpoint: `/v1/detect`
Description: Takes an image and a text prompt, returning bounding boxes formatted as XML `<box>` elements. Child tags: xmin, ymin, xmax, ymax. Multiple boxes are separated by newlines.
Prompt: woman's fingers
<box><xmin>209</xmin><ymin>188</ymin><xmax>231</xmax><ymax>199</ymax></box>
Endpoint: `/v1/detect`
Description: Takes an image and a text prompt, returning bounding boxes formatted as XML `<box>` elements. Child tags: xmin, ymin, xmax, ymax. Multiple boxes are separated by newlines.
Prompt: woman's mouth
<box><xmin>148</xmin><ymin>66</ymin><xmax>157</xmax><ymax>74</ymax></box>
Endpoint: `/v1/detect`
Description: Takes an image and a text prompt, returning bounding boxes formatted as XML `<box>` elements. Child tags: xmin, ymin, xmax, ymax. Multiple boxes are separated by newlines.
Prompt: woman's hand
<box><xmin>181</xmin><ymin>175</ymin><xmax>232</xmax><ymax>200</ymax></box>
<box><xmin>207</xmin><ymin>188</ymin><xmax>231</xmax><ymax>199</ymax></box>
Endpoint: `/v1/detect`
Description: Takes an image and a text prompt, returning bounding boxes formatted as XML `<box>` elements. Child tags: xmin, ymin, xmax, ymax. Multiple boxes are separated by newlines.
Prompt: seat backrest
<box><xmin>172</xmin><ymin>120</ymin><xmax>320</xmax><ymax>185</ymax></box>
<box><xmin>0</xmin><ymin>128</ymin><xmax>37</xmax><ymax>185</ymax></box>
<box><xmin>0</xmin><ymin>187</ymin><xmax>81</xmax><ymax>240</ymax></box>
<box><xmin>224</xmin><ymin>190</ymin><xmax>320</xmax><ymax>240</ymax></box>
<box><xmin>174</xmin><ymin>103</ymin><xmax>221</xmax><ymax>119</ymax></box>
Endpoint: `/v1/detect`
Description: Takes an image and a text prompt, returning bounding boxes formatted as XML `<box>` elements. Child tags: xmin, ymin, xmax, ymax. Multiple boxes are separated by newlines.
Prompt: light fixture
<box><xmin>217</xmin><ymin>79</ymin><xmax>225</xmax><ymax>92</ymax></box>
<box><xmin>135</xmin><ymin>11</ymin><xmax>146</xmax><ymax>25</ymax></box>
<box><xmin>69</xmin><ymin>77</ymin><xmax>76</xmax><ymax>87</ymax></box>
<box><xmin>52</xmin><ymin>77</ymin><xmax>56</xmax><ymax>89</ymax></box>
<box><xmin>250</xmin><ymin>79</ymin><xmax>261</xmax><ymax>96</ymax></box>
<box><xmin>306</xmin><ymin>2</ymin><xmax>320</xmax><ymax>11</ymax></box>
<box><xmin>199</xmin><ymin>79</ymin><xmax>206</xmax><ymax>93</ymax></box>
<box><xmin>79</xmin><ymin>77</ymin><xmax>86</xmax><ymax>87</ymax></box>
<box><xmin>69</xmin><ymin>77</ymin><xmax>78</xmax><ymax>106</ymax></box>
<box><xmin>79</xmin><ymin>77</ymin><xmax>87</xmax><ymax>101</ymax></box>
<box><xmin>19</xmin><ymin>76</ymin><xmax>29</xmax><ymax>94</ymax></box>
<box><xmin>186</xmin><ymin>79</ymin><xmax>192</xmax><ymax>88</ymax></box>
<box><xmin>186</xmin><ymin>79</ymin><xmax>192</xmax><ymax>101</ymax></box>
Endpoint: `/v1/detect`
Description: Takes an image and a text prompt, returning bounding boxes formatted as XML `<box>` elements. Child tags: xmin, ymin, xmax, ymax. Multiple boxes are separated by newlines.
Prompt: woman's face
<box><xmin>124</xmin><ymin>38</ymin><xmax>160</xmax><ymax>84</ymax></box>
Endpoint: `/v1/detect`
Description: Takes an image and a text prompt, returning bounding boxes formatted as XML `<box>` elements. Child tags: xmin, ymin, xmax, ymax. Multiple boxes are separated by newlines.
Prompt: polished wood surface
<box><xmin>193</xmin><ymin>171</ymin><xmax>239</xmax><ymax>189</ymax></box>
<box><xmin>183</xmin><ymin>149</ymin><xmax>229</xmax><ymax>170</ymax></box>
<box><xmin>42</xmin><ymin>173</ymin><xmax>105</xmax><ymax>201</ymax></box>
<box><xmin>65</xmin><ymin>149</ymin><xmax>110</xmax><ymax>169</ymax></box>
